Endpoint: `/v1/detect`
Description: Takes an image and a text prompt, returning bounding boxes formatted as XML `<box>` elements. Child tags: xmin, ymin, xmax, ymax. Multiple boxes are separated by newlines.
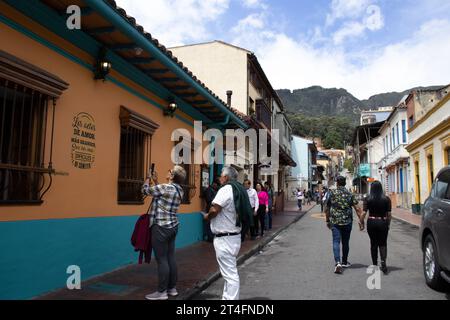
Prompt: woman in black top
<box><xmin>360</xmin><ymin>181</ymin><xmax>392</xmax><ymax>274</ymax></box>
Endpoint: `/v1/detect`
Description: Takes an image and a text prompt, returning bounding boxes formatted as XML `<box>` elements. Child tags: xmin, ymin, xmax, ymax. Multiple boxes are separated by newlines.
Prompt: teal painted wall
<box><xmin>0</xmin><ymin>212</ymin><xmax>203</xmax><ymax>300</ymax></box>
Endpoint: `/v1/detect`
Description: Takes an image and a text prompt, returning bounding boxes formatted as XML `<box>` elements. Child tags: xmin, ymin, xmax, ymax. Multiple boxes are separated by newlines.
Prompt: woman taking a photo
<box><xmin>141</xmin><ymin>165</ymin><xmax>186</xmax><ymax>300</ymax></box>
<box><xmin>255</xmin><ymin>183</ymin><xmax>269</xmax><ymax>237</ymax></box>
<box><xmin>360</xmin><ymin>181</ymin><xmax>392</xmax><ymax>274</ymax></box>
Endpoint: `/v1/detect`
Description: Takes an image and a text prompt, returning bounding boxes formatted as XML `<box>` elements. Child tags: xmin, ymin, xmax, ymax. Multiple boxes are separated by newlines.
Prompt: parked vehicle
<box><xmin>420</xmin><ymin>166</ymin><xmax>450</xmax><ymax>291</ymax></box>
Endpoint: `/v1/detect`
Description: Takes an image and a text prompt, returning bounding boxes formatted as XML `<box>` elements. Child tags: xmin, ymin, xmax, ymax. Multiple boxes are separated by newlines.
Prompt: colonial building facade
<box><xmin>406</xmin><ymin>90</ymin><xmax>450</xmax><ymax>213</ymax></box>
<box><xmin>0</xmin><ymin>0</ymin><xmax>248</xmax><ymax>299</ymax></box>
<box><xmin>378</xmin><ymin>99</ymin><xmax>412</xmax><ymax>209</ymax></box>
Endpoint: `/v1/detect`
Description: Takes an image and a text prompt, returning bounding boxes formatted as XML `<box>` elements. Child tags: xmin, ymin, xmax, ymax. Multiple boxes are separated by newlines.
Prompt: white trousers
<box><xmin>213</xmin><ymin>235</ymin><xmax>241</xmax><ymax>300</ymax></box>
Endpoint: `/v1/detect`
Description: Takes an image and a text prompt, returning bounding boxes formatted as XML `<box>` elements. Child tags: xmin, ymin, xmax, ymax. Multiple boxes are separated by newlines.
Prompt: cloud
<box><xmin>332</xmin><ymin>5</ymin><xmax>384</xmax><ymax>44</ymax></box>
<box><xmin>116</xmin><ymin>0</ymin><xmax>449</xmax><ymax>100</ymax></box>
<box><xmin>241</xmin><ymin>0</ymin><xmax>266</xmax><ymax>9</ymax></box>
<box><xmin>232</xmin><ymin>13</ymin><xmax>266</xmax><ymax>33</ymax></box>
<box><xmin>253</xmin><ymin>18</ymin><xmax>450</xmax><ymax>99</ymax></box>
<box><xmin>326</xmin><ymin>0</ymin><xmax>371</xmax><ymax>26</ymax></box>
<box><xmin>332</xmin><ymin>22</ymin><xmax>366</xmax><ymax>45</ymax></box>
<box><xmin>116</xmin><ymin>0</ymin><xmax>230</xmax><ymax>46</ymax></box>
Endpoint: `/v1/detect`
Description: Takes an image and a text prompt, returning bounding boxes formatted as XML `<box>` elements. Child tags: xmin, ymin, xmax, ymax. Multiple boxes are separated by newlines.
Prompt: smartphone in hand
<box><xmin>200</xmin><ymin>211</ymin><xmax>209</xmax><ymax>220</ymax></box>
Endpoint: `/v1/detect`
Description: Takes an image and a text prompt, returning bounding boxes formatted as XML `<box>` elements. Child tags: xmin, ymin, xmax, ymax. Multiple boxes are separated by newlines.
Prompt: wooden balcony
<box><xmin>256</xmin><ymin>99</ymin><xmax>271</xmax><ymax>130</ymax></box>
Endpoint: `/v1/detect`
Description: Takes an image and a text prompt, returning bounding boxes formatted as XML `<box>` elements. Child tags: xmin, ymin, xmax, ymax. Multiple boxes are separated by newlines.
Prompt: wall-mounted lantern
<box><xmin>94</xmin><ymin>47</ymin><xmax>112</xmax><ymax>81</ymax></box>
<box><xmin>164</xmin><ymin>100</ymin><xmax>178</xmax><ymax>117</ymax></box>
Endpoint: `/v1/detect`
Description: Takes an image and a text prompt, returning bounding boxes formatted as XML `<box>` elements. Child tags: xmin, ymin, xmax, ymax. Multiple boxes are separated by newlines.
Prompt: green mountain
<box><xmin>277</xmin><ymin>85</ymin><xmax>444</xmax><ymax>149</ymax></box>
<box><xmin>361</xmin><ymin>86</ymin><xmax>444</xmax><ymax>109</ymax></box>
<box><xmin>277</xmin><ymin>86</ymin><xmax>362</xmax><ymax>119</ymax></box>
<box><xmin>277</xmin><ymin>85</ymin><xmax>444</xmax><ymax>120</ymax></box>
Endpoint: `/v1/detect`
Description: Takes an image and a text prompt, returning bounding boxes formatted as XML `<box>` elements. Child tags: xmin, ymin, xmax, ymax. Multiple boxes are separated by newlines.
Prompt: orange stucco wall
<box><xmin>0</xmin><ymin>7</ymin><xmax>204</xmax><ymax>222</ymax></box>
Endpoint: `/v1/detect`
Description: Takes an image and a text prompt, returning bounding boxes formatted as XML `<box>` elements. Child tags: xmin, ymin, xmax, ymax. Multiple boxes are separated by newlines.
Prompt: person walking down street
<box><xmin>320</xmin><ymin>188</ymin><xmax>328</xmax><ymax>213</ymax></box>
<box><xmin>297</xmin><ymin>189</ymin><xmax>304</xmax><ymax>211</ymax></box>
<box><xmin>264</xmin><ymin>181</ymin><xmax>274</xmax><ymax>231</ymax></box>
<box><xmin>360</xmin><ymin>181</ymin><xmax>392</xmax><ymax>274</ymax></box>
<box><xmin>306</xmin><ymin>190</ymin><xmax>311</xmax><ymax>205</ymax></box>
<box><xmin>203</xmin><ymin>166</ymin><xmax>253</xmax><ymax>300</ymax></box>
<box><xmin>325</xmin><ymin>176</ymin><xmax>363</xmax><ymax>274</ymax></box>
<box><xmin>244</xmin><ymin>179</ymin><xmax>259</xmax><ymax>240</ymax></box>
<box><xmin>142</xmin><ymin>165</ymin><xmax>186</xmax><ymax>300</ymax></box>
<box><xmin>256</xmin><ymin>183</ymin><xmax>269</xmax><ymax>237</ymax></box>
<box><xmin>203</xmin><ymin>180</ymin><xmax>219</xmax><ymax>242</ymax></box>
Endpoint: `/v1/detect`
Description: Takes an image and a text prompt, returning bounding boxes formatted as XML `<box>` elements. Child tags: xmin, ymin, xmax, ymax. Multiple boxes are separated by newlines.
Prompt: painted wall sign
<box><xmin>71</xmin><ymin>112</ymin><xmax>96</xmax><ymax>169</ymax></box>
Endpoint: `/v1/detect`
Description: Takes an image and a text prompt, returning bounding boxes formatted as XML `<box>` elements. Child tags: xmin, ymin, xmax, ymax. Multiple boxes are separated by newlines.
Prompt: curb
<box><xmin>391</xmin><ymin>215</ymin><xmax>420</xmax><ymax>229</ymax></box>
<box><xmin>178</xmin><ymin>205</ymin><xmax>316</xmax><ymax>300</ymax></box>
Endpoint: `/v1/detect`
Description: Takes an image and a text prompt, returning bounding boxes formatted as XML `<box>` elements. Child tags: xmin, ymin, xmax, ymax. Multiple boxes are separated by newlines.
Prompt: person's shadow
<box><xmin>347</xmin><ymin>263</ymin><xmax>367</xmax><ymax>269</ymax></box>
<box><xmin>345</xmin><ymin>263</ymin><xmax>404</xmax><ymax>274</ymax></box>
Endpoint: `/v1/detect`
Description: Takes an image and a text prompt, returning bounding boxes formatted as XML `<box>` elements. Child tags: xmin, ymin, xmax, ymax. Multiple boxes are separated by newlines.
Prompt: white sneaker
<box><xmin>167</xmin><ymin>288</ymin><xmax>179</xmax><ymax>297</ymax></box>
<box><xmin>342</xmin><ymin>262</ymin><xmax>351</xmax><ymax>268</ymax></box>
<box><xmin>145</xmin><ymin>291</ymin><xmax>168</xmax><ymax>300</ymax></box>
<box><xmin>334</xmin><ymin>263</ymin><xmax>343</xmax><ymax>274</ymax></box>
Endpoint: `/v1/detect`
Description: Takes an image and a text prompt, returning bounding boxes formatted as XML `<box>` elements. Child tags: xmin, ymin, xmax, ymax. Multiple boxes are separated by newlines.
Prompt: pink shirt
<box><xmin>257</xmin><ymin>191</ymin><xmax>269</xmax><ymax>206</ymax></box>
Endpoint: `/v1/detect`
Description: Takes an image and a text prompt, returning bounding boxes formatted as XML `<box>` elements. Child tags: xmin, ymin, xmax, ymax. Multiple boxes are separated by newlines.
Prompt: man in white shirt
<box><xmin>203</xmin><ymin>166</ymin><xmax>242</xmax><ymax>300</ymax></box>
<box><xmin>244</xmin><ymin>179</ymin><xmax>259</xmax><ymax>240</ymax></box>
<box><xmin>297</xmin><ymin>189</ymin><xmax>304</xmax><ymax>211</ymax></box>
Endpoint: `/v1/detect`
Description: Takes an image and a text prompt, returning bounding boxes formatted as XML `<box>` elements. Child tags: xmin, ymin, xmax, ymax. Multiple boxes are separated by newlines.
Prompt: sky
<box><xmin>115</xmin><ymin>0</ymin><xmax>450</xmax><ymax>100</ymax></box>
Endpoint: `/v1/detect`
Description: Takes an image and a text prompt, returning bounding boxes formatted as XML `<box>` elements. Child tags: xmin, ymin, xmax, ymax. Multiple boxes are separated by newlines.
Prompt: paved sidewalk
<box><xmin>391</xmin><ymin>207</ymin><xmax>421</xmax><ymax>227</ymax></box>
<box><xmin>37</xmin><ymin>202</ymin><xmax>315</xmax><ymax>300</ymax></box>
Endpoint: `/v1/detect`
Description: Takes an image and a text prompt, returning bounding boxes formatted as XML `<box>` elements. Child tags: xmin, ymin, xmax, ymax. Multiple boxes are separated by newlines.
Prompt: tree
<box><xmin>287</xmin><ymin>114</ymin><xmax>355</xmax><ymax>150</ymax></box>
<box><xmin>344</xmin><ymin>158</ymin><xmax>354</xmax><ymax>174</ymax></box>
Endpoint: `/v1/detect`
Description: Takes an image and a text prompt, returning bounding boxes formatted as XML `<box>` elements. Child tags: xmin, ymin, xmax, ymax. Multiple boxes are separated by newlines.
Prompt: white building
<box><xmin>360</xmin><ymin>106</ymin><xmax>394</xmax><ymax>125</ymax></box>
<box><xmin>378</xmin><ymin>98</ymin><xmax>412</xmax><ymax>209</ymax></box>
<box><xmin>171</xmin><ymin>41</ymin><xmax>264</xmax><ymax>116</ymax></box>
<box><xmin>287</xmin><ymin>136</ymin><xmax>316</xmax><ymax>201</ymax></box>
<box><xmin>352</xmin><ymin>121</ymin><xmax>385</xmax><ymax>194</ymax></box>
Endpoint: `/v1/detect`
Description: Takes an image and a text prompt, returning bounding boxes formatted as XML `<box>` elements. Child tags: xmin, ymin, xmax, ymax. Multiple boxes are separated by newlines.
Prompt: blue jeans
<box><xmin>264</xmin><ymin>208</ymin><xmax>273</xmax><ymax>230</ymax></box>
<box><xmin>331</xmin><ymin>223</ymin><xmax>352</xmax><ymax>264</ymax></box>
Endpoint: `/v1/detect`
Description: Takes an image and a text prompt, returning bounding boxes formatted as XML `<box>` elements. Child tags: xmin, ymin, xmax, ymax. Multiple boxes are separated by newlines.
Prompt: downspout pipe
<box><xmin>84</xmin><ymin>0</ymin><xmax>248</xmax><ymax>130</ymax></box>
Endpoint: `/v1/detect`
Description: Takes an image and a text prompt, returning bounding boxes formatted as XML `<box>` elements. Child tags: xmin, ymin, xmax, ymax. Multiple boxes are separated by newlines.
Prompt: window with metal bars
<box><xmin>0</xmin><ymin>79</ymin><xmax>55</xmax><ymax>204</ymax></box>
<box><xmin>118</xmin><ymin>106</ymin><xmax>159</xmax><ymax>204</ymax></box>
<box><xmin>0</xmin><ymin>50</ymin><xmax>68</xmax><ymax>205</ymax></box>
